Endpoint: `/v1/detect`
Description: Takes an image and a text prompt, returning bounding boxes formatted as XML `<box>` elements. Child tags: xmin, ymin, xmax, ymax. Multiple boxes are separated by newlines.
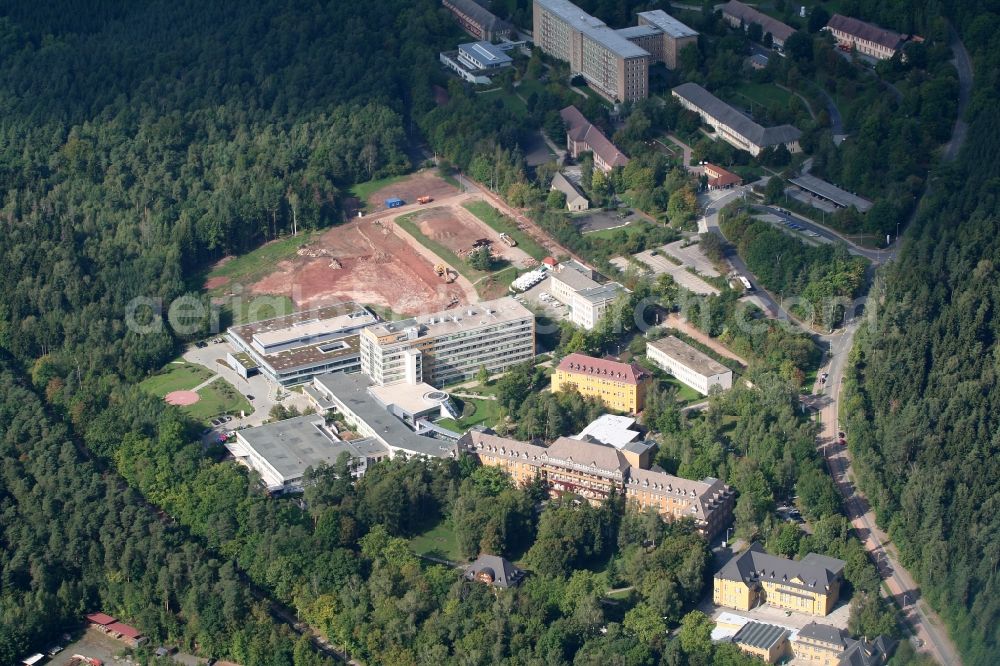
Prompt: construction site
<box><xmin>410</xmin><ymin>205</ymin><xmax>536</xmax><ymax>269</ymax></box>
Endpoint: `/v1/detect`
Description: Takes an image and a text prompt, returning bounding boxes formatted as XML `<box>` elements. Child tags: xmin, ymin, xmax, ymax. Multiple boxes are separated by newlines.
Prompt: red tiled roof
<box><xmin>826</xmin><ymin>14</ymin><xmax>903</xmax><ymax>51</ymax></box>
<box><xmin>557</xmin><ymin>353</ymin><xmax>646</xmax><ymax>385</ymax></box>
<box><xmin>106</xmin><ymin>622</ymin><xmax>143</xmax><ymax>640</ymax></box>
<box><xmin>705</xmin><ymin>163</ymin><xmax>741</xmax><ymax>187</ymax></box>
<box><xmin>560</xmin><ymin>106</ymin><xmax>629</xmax><ymax>169</ymax></box>
<box><xmin>543</xmin><ymin>256</ymin><xmax>558</xmax><ymax>266</ymax></box>
<box><xmin>86</xmin><ymin>612</ymin><xmax>116</xmax><ymax>625</ymax></box>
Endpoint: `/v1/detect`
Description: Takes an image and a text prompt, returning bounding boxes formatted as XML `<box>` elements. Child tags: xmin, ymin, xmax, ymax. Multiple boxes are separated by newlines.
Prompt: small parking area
<box><xmin>514</xmin><ymin>277</ymin><xmax>571</xmax><ymax>321</ymax></box>
<box><xmin>573</xmin><ymin>209</ymin><xmax>635</xmax><ymax>233</ymax></box>
<box><xmin>662</xmin><ymin>239</ymin><xmax>721</xmax><ymax>277</ymax></box>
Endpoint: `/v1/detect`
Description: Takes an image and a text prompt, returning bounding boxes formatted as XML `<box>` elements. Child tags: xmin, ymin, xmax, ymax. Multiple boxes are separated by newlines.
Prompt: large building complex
<box><xmin>672</xmin><ymin>82</ymin><xmax>802</xmax><ymax>156</ymax></box>
<box><xmin>360</xmin><ymin>297</ymin><xmax>535</xmax><ymax>387</ymax></box>
<box><xmin>647</xmin><ymin>335</ymin><xmax>733</xmax><ymax>396</ymax></box>
<box><xmin>225</xmin><ymin>303</ymin><xmax>378</xmax><ymax>386</ymax></box>
<box><xmin>533</xmin><ymin>0</ymin><xmax>650</xmax><ymax>102</ymax></box>
<box><xmin>634</xmin><ymin>10</ymin><xmax>698</xmax><ymax>70</ymax></box>
<box><xmin>714</xmin><ymin>543</ymin><xmax>846</xmax><ymax>616</ymax></box>
<box><xmin>720</xmin><ymin>1</ymin><xmax>795</xmax><ymax>49</ymax></box>
<box><xmin>825</xmin><ymin>14</ymin><xmax>904</xmax><ymax>60</ymax></box>
<box><xmin>463</xmin><ymin>430</ymin><xmax>735</xmax><ymax>538</ymax></box>
<box><xmin>228</xmin><ymin>414</ymin><xmax>391</xmax><ymax>493</ymax></box>
<box><xmin>548</xmin><ymin>259</ymin><xmax>628</xmax><ymax>330</ymax></box>
<box><xmin>560</xmin><ymin>106</ymin><xmax>629</xmax><ymax>172</ymax></box>
<box><xmin>442</xmin><ymin>0</ymin><xmax>512</xmax><ymax>41</ymax></box>
<box><xmin>552</xmin><ymin>352</ymin><xmax>650</xmax><ymax>413</ymax></box>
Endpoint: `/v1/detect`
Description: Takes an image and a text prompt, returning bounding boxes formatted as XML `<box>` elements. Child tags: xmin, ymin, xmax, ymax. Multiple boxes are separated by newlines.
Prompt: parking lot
<box><xmin>757</xmin><ymin>212</ymin><xmax>832</xmax><ymax>246</ymax></box>
<box><xmin>627</xmin><ymin>248</ymin><xmax>720</xmax><ymax>296</ymax></box>
<box><xmin>573</xmin><ymin>209</ymin><xmax>635</xmax><ymax>234</ymax></box>
<box><xmin>661</xmin><ymin>239</ymin><xmax>721</xmax><ymax>277</ymax></box>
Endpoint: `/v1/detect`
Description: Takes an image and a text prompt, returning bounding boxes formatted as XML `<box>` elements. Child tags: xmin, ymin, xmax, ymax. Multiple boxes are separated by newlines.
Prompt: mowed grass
<box><xmin>232</xmin><ymin>294</ymin><xmax>295</xmax><ymax>326</ymax></box>
<box><xmin>583</xmin><ymin>221</ymin><xmax>644</xmax><ymax>240</ymax></box>
<box><xmin>140</xmin><ymin>362</ymin><xmax>214</xmax><ymax>396</ymax></box>
<box><xmin>349</xmin><ymin>173</ymin><xmax>409</xmax><ymax>203</ymax></box>
<box><xmin>725</xmin><ymin>82</ymin><xmax>794</xmax><ymax>112</ymax></box>
<box><xmin>140</xmin><ymin>360</ymin><xmax>253</xmax><ymax>424</ymax></box>
<box><xmin>479</xmin><ymin>88</ymin><xmax>528</xmax><ymax>117</ymax></box>
<box><xmin>661</xmin><ymin>376</ymin><xmax>704</xmax><ymax>403</ymax></box>
<box><xmin>409</xmin><ymin>518</ymin><xmax>465</xmax><ymax>563</ymax></box>
<box><xmin>437</xmin><ymin>397</ymin><xmax>501</xmax><ymax>432</ymax></box>
<box><xmin>462</xmin><ymin>200</ymin><xmax>549</xmax><ymax>261</ymax></box>
<box><xmin>204</xmin><ymin>233</ymin><xmax>313</xmax><ymax>294</ymax></box>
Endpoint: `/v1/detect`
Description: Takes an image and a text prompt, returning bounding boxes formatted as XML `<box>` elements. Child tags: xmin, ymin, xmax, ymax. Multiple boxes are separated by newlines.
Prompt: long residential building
<box><xmin>560</xmin><ymin>106</ymin><xmax>629</xmax><ymax>173</ymax></box>
<box><xmin>672</xmin><ymin>82</ymin><xmax>802</xmax><ymax>156</ymax></box>
<box><xmin>225</xmin><ymin>303</ymin><xmax>378</xmax><ymax>386</ymax></box>
<box><xmin>463</xmin><ymin>430</ymin><xmax>735</xmax><ymax>538</ymax></box>
<box><xmin>533</xmin><ymin>0</ymin><xmax>650</xmax><ymax>102</ymax></box>
<box><xmin>825</xmin><ymin>14</ymin><xmax>904</xmax><ymax>61</ymax></box>
<box><xmin>360</xmin><ymin>296</ymin><xmax>535</xmax><ymax>386</ymax></box>
<box><xmin>647</xmin><ymin>335</ymin><xmax>733</xmax><ymax>396</ymax></box>
<box><xmin>442</xmin><ymin>0</ymin><xmax>512</xmax><ymax>41</ymax></box>
<box><xmin>552</xmin><ymin>352</ymin><xmax>650</xmax><ymax>413</ymax></box>
<box><xmin>720</xmin><ymin>0</ymin><xmax>795</xmax><ymax>49</ymax></box>
<box><xmin>714</xmin><ymin>542</ymin><xmax>846</xmax><ymax>617</ymax></box>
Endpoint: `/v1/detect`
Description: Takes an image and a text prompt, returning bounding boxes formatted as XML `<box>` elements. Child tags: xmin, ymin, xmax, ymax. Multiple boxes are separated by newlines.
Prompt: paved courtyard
<box><xmin>624</xmin><ymin>248</ymin><xmax>720</xmax><ymax>296</ymax></box>
<box><xmin>661</xmin><ymin>239</ymin><xmax>721</xmax><ymax>277</ymax></box>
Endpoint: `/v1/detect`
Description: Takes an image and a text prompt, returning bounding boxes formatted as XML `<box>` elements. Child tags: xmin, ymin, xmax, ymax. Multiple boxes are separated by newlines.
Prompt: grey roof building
<box><xmin>793</xmin><ymin>622</ymin><xmax>896</xmax><ymax>666</ymax></box>
<box><xmin>465</xmin><ymin>554</ymin><xmax>526</xmax><ymax>587</ymax></box>
<box><xmin>550</xmin><ymin>172</ymin><xmax>589</xmax><ymax>211</ymax></box>
<box><xmin>720</xmin><ymin>1</ymin><xmax>795</xmax><ymax>47</ymax></box>
<box><xmin>730</xmin><ymin>621</ymin><xmax>791</xmax><ymax>662</ymax></box>
<box><xmin>671</xmin><ymin>82</ymin><xmax>801</xmax><ymax>156</ymax></box>
<box><xmin>716</xmin><ymin>543</ymin><xmax>846</xmax><ymax>592</ymax></box>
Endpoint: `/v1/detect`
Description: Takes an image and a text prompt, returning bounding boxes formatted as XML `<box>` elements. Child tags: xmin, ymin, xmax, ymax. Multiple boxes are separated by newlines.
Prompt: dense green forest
<box><xmin>840</xmin><ymin>1</ymin><xmax>1000</xmax><ymax>664</ymax></box>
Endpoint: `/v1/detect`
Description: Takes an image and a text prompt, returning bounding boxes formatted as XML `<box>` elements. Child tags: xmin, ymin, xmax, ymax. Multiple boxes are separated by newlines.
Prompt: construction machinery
<box><xmin>417</xmin><ymin>195</ymin><xmax>433</xmax><ymax>204</ymax></box>
<box><xmin>499</xmin><ymin>232</ymin><xmax>516</xmax><ymax>247</ymax></box>
<box><xmin>471</xmin><ymin>238</ymin><xmax>492</xmax><ymax>249</ymax></box>
<box><xmin>434</xmin><ymin>263</ymin><xmax>456</xmax><ymax>283</ymax></box>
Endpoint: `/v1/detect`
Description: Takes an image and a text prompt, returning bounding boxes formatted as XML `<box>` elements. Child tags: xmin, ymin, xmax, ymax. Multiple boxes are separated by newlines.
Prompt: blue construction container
<box><xmin>385</xmin><ymin>197</ymin><xmax>404</xmax><ymax>208</ymax></box>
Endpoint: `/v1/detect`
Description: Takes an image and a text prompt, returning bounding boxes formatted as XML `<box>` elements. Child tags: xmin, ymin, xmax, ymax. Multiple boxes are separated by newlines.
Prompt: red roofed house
<box><xmin>704</xmin><ymin>163</ymin><xmax>742</xmax><ymax>190</ymax></box>
<box><xmin>552</xmin><ymin>352</ymin><xmax>650</xmax><ymax>413</ymax></box>
<box><xmin>86</xmin><ymin>613</ymin><xmax>147</xmax><ymax>648</ymax></box>
<box><xmin>85</xmin><ymin>612</ymin><xmax>116</xmax><ymax>628</ymax></box>
<box><xmin>560</xmin><ymin>106</ymin><xmax>630</xmax><ymax>173</ymax></box>
<box><xmin>825</xmin><ymin>14</ymin><xmax>904</xmax><ymax>60</ymax></box>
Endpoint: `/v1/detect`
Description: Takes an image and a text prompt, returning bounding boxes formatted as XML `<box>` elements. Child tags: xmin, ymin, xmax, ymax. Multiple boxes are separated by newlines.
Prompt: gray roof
<box><xmin>314</xmin><ymin>371</ymin><xmax>459</xmax><ymax>459</ymax></box>
<box><xmin>459</xmin><ymin>41</ymin><xmax>513</xmax><ymax>65</ymax></box>
<box><xmin>577</xmin><ymin>282</ymin><xmax>625</xmax><ymax>304</ymax></box>
<box><xmin>536</xmin><ymin>0</ymin><xmax>650</xmax><ymax>59</ymax></box>
<box><xmin>790</xmin><ymin>174</ymin><xmax>874</xmax><ymax>212</ymax></box>
<box><xmin>443</xmin><ymin>0</ymin><xmax>510</xmax><ymax>33</ymax></box>
<box><xmin>715</xmin><ymin>542</ymin><xmax>846</xmax><ymax>593</ymax></box>
<box><xmin>616</xmin><ymin>25</ymin><xmax>661</xmax><ymax>39</ymax></box>
<box><xmin>732</xmin><ymin>621</ymin><xmax>790</xmax><ymax>650</ymax></box>
<box><xmin>236</xmin><ymin>414</ymin><xmax>389</xmax><ymax>482</ymax></box>
<box><xmin>622</xmin><ymin>439</ymin><xmax>655</xmax><ymax>456</ymax></box>
<box><xmin>465</xmin><ymin>554</ymin><xmax>526</xmax><ymax>587</ymax></box>
<box><xmin>648</xmin><ymin>335</ymin><xmax>730</xmax><ymax>377</ymax></box>
<box><xmin>839</xmin><ymin>635</ymin><xmax>897</xmax><ymax>666</ymax></box>
<box><xmin>637</xmin><ymin>10</ymin><xmax>698</xmax><ymax>39</ymax></box>
<box><xmin>561</xmin><ymin>106</ymin><xmax>630</xmax><ymax>168</ymax></box>
<box><xmin>797</xmin><ymin>622</ymin><xmax>850</xmax><ymax>648</ymax></box>
<box><xmin>550</xmin><ymin>172</ymin><xmax>589</xmax><ymax>206</ymax></box>
<box><xmin>826</xmin><ymin>14</ymin><xmax>903</xmax><ymax>51</ymax></box>
<box><xmin>672</xmin><ymin>82</ymin><xmax>801</xmax><ymax>150</ymax></box>
<box><xmin>720</xmin><ymin>1</ymin><xmax>795</xmax><ymax>42</ymax></box>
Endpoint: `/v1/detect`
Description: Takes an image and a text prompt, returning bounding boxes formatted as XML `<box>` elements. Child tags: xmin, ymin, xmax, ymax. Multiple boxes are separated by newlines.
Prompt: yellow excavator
<box><xmin>434</xmin><ymin>263</ymin><xmax>456</xmax><ymax>283</ymax></box>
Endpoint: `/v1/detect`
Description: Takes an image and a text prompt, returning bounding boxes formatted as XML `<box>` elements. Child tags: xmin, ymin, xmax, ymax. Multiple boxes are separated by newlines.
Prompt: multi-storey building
<box><xmin>719</xmin><ymin>0</ymin><xmax>795</xmax><ymax>50</ymax></box>
<box><xmin>729</xmin><ymin>621</ymin><xmax>791</xmax><ymax>664</ymax></box>
<box><xmin>793</xmin><ymin>622</ymin><xmax>896</xmax><ymax>665</ymax></box>
<box><xmin>360</xmin><ymin>297</ymin><xmax>535</xmax><ymax>387</ymax></box>
<box><xmin>463</xmin><ymin>430</ymin><xmax>735</xmax><ymax>538</ymax></box>
<box><xmin>635</xmin><ymin>10</ymin><xmax>698</xmax><ymax>69</ymax></box>
<box><xmin>225</xmin><ymin>302</ymin><xmax>378</xmax><ymax>386</ymax></box>
<box><xmin>825</xmin><ymin>14</ymin><xmax>904</xmax><ymax>61</ymax></box>
<box><xmin>714</xmin><ymin>543</ymin><xmax>846</xmax><ymax>616</ymax></box>
<box><xmin>552</xmin><ymin>352</ymin><xmax>650</xmax><ymax>413</ymax></box>
<box><xmin>547</xmin><ymin>258</ymin><xmax>627</xmax><ymax>329</ymax></box>
<box><xmin>442</xmin><ymin>0</ymin><xmax>512</xmax><ymax>41</ymax></box>
<box><xmin>560</xmin><ymin>106</ymin><xmax>630</xmax><ymax>173</ymax></box>
<box><xmin>672</xmin><ymin>82</ymin><xmax>802</xmax><ymax>156</ymax></box>
<box><xmin>533</xmin><ymin>0</ymin><xmax>650</xmax><ymax>102</ymax></box>
<box><xmin>647</xmin><ymin>335</ymin><xmax>733</xmax><ymax>396</ymax></box>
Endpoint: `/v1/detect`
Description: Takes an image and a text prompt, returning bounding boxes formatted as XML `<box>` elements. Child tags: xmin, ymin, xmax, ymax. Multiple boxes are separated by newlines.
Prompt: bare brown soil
<box><xmin>413</xmin><ymin>205</ymin><xmax>536</xmax><ymax>268</ymax></box>
<box><xmin>367</xmin><ymin>170</ymin><xmax>459</xmax><ymax>212</ymax></box>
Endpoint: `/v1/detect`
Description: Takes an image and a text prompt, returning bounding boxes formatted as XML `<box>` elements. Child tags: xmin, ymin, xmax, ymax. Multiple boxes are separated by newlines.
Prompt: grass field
<box><xmin>140</xmin><ymin>362</ymin><xmax>214</xmax><ymax>395</ymax></box>
<box><xmin>409</xmin><ymin>518</ymin><xmax>465</xmax><ymax>563</ymax></box>
<box><xmin>661</xmin><ymin>376</ymin><xmax>704</xmax><ymax>403</ymax></box>
<box><xmin>349</xmin><ymin>173</ymin><xmax>409</xmax><ymax>203</ymax></box>
<box><xmin>479</xmin><ymin>88</ymin><xmax>527</xmax><ymax>117</ymax></box>
<box><xmin>437</xmin><ymin>397</ymin><xmax>501</xmax><ymax>432</ymax></box>
<box><xmin>204</xmin><ymin>233</ymin><xmax>313</xmax><ymax>294</ymax></box>
<box><xmin>462</xmin><ymin>200</ymin><xmax>549</xmax><ymax>261</ymax></box>
<box><xmin>727</xmin><ymin>82</ymin><xmax>794</xmax><ymax>111</ymax></box>
<box><xmin>140</xmin><ymin>360</ymin><xmax>253</xmax><ymax>424</ymax></box>
<box><xmin>583</xmin><ymin>222</ymin><xmax>646</xmax><ymax>241</ymax></box>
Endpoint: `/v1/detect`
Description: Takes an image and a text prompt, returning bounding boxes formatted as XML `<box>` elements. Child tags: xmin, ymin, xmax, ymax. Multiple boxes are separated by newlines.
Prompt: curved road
<box><xmin>701</xmin><ymin>26</ymin><xmax>973</xmax><ymax>661</ymax></box>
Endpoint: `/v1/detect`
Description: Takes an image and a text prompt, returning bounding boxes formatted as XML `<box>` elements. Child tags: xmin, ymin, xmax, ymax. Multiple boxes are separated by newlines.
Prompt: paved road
<box><xmin>754</xmin><ymin>204</ymin><xmax>890</xmax><ymax>264</ymax></box>
<box><xmin>812</xmin><ymin>84</ymin><xmax>845</xmax><ymax>136</ymax></box>
<box><xmin>944</xmin><ymin>20</ymin><xmax>973</xmax><ymax>163</ymax></box>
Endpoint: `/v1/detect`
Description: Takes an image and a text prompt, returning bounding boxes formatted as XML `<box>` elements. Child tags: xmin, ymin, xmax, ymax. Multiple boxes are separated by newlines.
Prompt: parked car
<box><xmin>246</xmin><ymin>395</ymin><xmax>255</xmax><ymax>401</ymax></box>
<box><xmin>201</xmin><ymin>428</ymin><xmax>213</xmax><ymax>436</ymax></box>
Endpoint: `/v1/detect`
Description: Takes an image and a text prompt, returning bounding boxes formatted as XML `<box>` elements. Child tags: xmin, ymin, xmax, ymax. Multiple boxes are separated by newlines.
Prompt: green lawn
<box><xmin>661</xmin><ymin>376</ymin><xmax>704</xmax><ymax>404</ymax></box>
<box><xmin>727</xmin><ymin>82</ymin><xmax>794</xmax><ymax>111</ymax></box>
<box><xmin>232</xmin><ymin>294</ymin><xmax>296</xmax><ymax>326</ymax></box>
<box><xmin>409</xmin><ymin>518</ymin><xmax>466</xmax><ymax>563</ymax></box>
<box><xmin>583</xmin><ymin>221</ymin><xmax>645</xmax><ymax>240</ymax></box>
<box><xmin>462</xmin><ymin>200</ymin><xmax>549</xmax><ymax>261</ymax></box>
<box><xmin>479</xmin><ymin>88</ymin><xmax>528</xmax><ymax>117</ymax></box>
<box><xmin>203</xmin><ymin>233</ymin><xmax>313</xmax><ymax>294</ymax></box>
<box><xmin>140</xmin><ymin>360</ymin><xmax>253</xmax><ymax>424</ymax></box>
<box><xmin>349</xmin><ymin>173</ymin><xmax>409</xmax><ymax>204</ymax></box>
<box><xmin>437</xmin><ymin>397</ymin><xmax>501</xmax><ymax>432</ymax></box>
<box><xmin>140</xmin><ymin>362</ymin><xmax>214</xmax><ymax>396</ymax></box>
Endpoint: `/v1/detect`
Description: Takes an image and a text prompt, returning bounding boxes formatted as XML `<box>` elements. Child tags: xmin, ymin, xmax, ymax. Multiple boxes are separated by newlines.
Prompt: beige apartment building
<box><xmin>359</xmin><ymin>297</ymin><xmax>535</xmax><ymax>387</ymax></box>
<box><xmin>825</xmin><ymin>14</ymin><xmax>904</xmax><ymax>60</ymax></box>
<box><xmin>533</xmin><ymin>0</ymin><xmax>650</xmax><ymax>102</ymax></box>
